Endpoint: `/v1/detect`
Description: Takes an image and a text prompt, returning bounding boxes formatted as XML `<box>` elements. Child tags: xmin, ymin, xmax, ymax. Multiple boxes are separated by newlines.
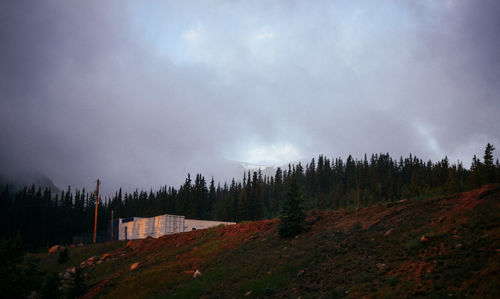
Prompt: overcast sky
<box><xmin>1</xmin><ymin>0</ymin><xmax>499</xmax><ymax>194</ymax></box>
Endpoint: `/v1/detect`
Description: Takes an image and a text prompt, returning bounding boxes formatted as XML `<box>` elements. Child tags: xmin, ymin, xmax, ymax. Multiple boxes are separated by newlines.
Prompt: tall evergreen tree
<box><xmin>484</xmin><ymin>143</ymin><xmax>495</xmax><ymax>167</ymax></box>
<box><xmin>278</xmin><ymin>174</ymin><xmax>305</xmax><ymax>238</ymax></box>
<box><xmin>483</xmin><ymin>143</ymin><xmax>497</xmax><ymax>183</ymax></box>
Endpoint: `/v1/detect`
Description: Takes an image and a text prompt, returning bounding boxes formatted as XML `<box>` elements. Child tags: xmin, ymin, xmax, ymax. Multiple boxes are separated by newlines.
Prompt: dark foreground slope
<box><xmin>39</xmin><ymin>185</ymin><xmax>500</xmax><ymax>298</ymax></box>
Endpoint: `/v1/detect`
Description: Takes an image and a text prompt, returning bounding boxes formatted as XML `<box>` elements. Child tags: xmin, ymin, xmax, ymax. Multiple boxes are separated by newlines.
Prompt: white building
<box><xmin>117</xmin><ymin>214</ymin><xmax>235</xmax><ymax>240</ymax></box>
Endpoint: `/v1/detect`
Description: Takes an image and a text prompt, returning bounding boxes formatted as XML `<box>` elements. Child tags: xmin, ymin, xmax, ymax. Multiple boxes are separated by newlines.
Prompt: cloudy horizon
<box><xmin>1</xmin><ymin>0</ymin><xmax>499</xmax><ymax>195</ymax></box>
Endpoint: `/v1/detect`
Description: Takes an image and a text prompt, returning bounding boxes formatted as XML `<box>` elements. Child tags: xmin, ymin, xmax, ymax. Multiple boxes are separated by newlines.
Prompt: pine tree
<box><xmin>483</xmin><ymin>143</ymin><xmax>497</xmax><ymax>183</ymax></box>
<box><xmin>484</xmin><ymin>143</ymin><xmax>495</xmax><ymax>167</ymax></box>
<box><xmin>278</xmin><ymin>175</ymin><xmax>305</xmax><ymax>238</ymax></box>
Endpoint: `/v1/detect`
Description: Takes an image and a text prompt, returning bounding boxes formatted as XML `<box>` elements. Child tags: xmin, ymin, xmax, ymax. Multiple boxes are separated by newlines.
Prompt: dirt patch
<box><xmin>80</xmin><ymin>185</ymin><xmax>500</xmax><ymax>298</ymax></box>
<box><xmin>431</xmin><ymin>184</ymin><xmax>500</xmax><ymax>233</ymax></box>
<box><xmin>389</xmin><ymin>260</ymin><xmax>433</xmax><ymax>293</ymax></box>
<box><xmin>306</xmin><ymin>200</ymin><xmax>414</xmax><ymax>234</ymax></box>
<box><xmin>81</xmin><ymin>278</ymin><xmax>111</xmax><ymax>299</ymax></box>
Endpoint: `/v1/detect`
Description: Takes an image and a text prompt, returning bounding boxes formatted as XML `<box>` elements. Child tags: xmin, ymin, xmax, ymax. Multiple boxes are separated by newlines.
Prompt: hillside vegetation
<box><xmin>28</xmin><ymin>184</ymin><xmax>499</xmax><ymax>298</ymax></box>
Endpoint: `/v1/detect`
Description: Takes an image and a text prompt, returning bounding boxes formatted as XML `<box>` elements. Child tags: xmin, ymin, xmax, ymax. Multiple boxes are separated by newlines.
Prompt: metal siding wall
<box><xmin>118</xmin><ymin>214</ymin><xmax>186</xmax><ymax>240</ymax></box>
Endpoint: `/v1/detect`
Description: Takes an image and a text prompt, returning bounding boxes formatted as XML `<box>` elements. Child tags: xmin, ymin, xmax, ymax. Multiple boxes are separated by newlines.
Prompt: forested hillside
<box><xmin>10</xmin><ymin>184</ymin><xmax>500</xmax><ymax>298</ymax></box>
<box><xmin>1</xmin><ymin>144</ymin><xmax>499</xmax><ymax>249</ymax></box>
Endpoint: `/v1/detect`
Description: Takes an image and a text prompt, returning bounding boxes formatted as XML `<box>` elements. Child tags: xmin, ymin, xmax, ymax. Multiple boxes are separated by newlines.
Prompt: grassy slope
<box><xmin>39</xmin><ymin>185</ymin><xmax>500</xmax><ymax>298</ymax></box>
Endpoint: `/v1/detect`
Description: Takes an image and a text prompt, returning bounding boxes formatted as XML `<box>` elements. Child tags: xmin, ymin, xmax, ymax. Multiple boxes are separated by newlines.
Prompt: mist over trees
<box><xmin>1</xmin><ymin>145</ymin><xmax>499</xmax><ymax>249</ymax></box>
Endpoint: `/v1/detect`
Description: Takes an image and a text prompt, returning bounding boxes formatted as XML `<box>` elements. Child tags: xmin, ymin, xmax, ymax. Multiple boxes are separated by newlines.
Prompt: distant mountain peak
<box><xmin>240</xmin><ymin>161</ymin><xmax>275</xmax><ymax>170</ymax></box>
<box><xmin>0</xmin><ymin>171</ymin><xmax>61</xmax><ymax>193</ymax></box>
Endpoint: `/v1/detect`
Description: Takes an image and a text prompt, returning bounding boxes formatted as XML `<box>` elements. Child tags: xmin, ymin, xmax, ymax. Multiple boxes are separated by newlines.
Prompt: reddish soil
<box><xmin>83</xmin><ymin>219</ymin><xmax>279</xmax><ymax>296</ymax></box>
<box><xmin>96</xmin><ymin>184</ymin><xmax>499</xmax><ymax>268</ymax></box>
<box><xmin>120</xmin><ymin>219</ymin><xmax>278</xmax><ymax>255</ymax></box>
<box><xmin>306</xmin><ymin>184</ymin><xmax>500</xmax><ymax>236</ymax></box>
<box><xmin>81</xmin><ymin>278</ymin><xmax>111</xmax><ymax>299</ymax></box>
<box><xmin>431</xmin><ymin>184</ymin><xmax>500</xmax><ymax>233</ymax></box>
<box><xmin>82</xmin><ymin>184</ymin><xmax>500</xmax><ymax>298</ymax></box>
<box><xmin>389</xmin><ymin>260</ymin><xmax>434</xmax><ymax>292</ymax></box>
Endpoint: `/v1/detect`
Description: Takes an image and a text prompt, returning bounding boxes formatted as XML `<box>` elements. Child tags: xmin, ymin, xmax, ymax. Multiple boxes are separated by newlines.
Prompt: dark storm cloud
<box><xmin>0</xmin><ymin>0</ymin><xmax>214</xmax><ymax>192</ymax></box>
<box><xmin>403</xmin><ymin>0</ymin><xmax>500</xmax><ymax>159</ymax></box>
<box><xmin>1</xmin><ymin>0</ymin><xmax>499</xmax><ymax>194</ymax></box>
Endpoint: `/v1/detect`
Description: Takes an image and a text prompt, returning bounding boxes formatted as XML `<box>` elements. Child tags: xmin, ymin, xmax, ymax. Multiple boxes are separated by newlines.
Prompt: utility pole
<box><xmin>93</xmin><ymin>179</ymin><xmax>100</xmax><ymax>243</ymax></box>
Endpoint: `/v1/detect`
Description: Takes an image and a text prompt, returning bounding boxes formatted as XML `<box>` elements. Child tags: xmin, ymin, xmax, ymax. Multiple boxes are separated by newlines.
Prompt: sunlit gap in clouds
<box><xmin>225</xmin><ymin>142</ymin><xmax>301</xmax><ymax>169</ymax></box>
<box><xmin>414</xmin><ymin>121</ymin><xmax>441</xmax><ymax>159</ymax></box>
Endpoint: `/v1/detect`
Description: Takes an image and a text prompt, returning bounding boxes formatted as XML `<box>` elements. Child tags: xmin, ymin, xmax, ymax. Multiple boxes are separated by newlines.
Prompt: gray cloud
<box><xmin>1</xmin><ymin>0</ymin><xmax>499</xmax><ymax>194</ymax></box>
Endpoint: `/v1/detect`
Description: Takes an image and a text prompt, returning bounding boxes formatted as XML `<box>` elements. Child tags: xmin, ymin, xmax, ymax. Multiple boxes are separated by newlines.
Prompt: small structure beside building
<box><xmin>115</xmin><ymin>214</ymin><xmax>235</xmax><ymax>241</ymax></box>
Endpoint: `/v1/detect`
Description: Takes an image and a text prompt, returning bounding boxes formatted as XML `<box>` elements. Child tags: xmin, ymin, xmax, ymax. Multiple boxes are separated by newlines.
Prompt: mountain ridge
<box><xmin>0</xmin><ymin>171</ymin><xmax>61</xmax><ymax>194</ymax></box>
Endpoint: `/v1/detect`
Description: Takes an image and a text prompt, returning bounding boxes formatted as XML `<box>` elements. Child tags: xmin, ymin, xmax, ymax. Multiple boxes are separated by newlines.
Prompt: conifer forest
<box><xmin>1</xmin><ymin>144</ymin><xmax>498</xmax><ymax>250</ymax></box>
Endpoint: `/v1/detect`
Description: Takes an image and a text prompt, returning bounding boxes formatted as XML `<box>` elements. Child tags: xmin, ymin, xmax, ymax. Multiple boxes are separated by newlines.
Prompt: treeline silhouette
<box><xmin>1</xmin><ymin>144</ymin><xmax>498</xmax><ymax>249</ymax></box>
